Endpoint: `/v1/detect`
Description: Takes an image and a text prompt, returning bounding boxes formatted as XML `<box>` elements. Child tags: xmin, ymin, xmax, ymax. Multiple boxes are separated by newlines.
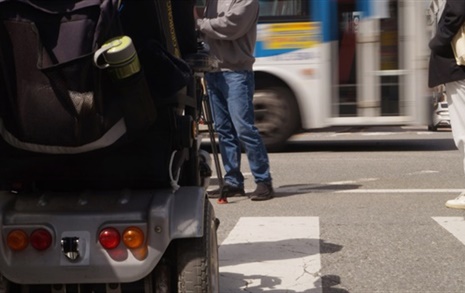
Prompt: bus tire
<box><xmin>254</xmin><ymin>85</ymin><xmax>300</xmax><ymax>151</ymax></box>
<box><xmin>176</xmin><ymin>200</ymin><xmax>219</xmax><ymax>293</ymax></box>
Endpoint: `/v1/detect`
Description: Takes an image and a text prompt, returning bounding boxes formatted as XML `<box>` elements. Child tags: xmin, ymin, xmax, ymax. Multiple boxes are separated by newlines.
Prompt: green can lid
<box><xmin>103</xmin><ymin>36</ymin><xmax>136</xmax><ymax>64</ymax></box>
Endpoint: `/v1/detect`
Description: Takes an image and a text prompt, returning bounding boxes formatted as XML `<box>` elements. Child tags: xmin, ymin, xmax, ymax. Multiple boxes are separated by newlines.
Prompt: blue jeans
<box><xmin>205</xmin><ymin>70</ymin><xmax>271</xmax><ymax>188</ymax></box>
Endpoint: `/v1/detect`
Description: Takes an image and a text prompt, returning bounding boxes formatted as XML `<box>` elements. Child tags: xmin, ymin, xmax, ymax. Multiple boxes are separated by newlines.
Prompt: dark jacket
<box><xmin>429</xmin><ymin>0</ymin><xmax>465</xmax><ymax>87</ymax></box>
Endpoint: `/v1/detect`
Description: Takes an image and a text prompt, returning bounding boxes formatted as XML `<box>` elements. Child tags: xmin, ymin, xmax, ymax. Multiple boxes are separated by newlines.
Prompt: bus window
<box><xmin>379</xmin><ymin>0</ymin><xmax>400</xmax><ymax>115</ymax></box>
<box><xmin>259</xmin><ymin>0</ymin><xmax>309</xmax><ymax>20</ymax></box>
<box><xmin>337</xmin><ymin>0</ymin><xmax>358</xmax><ymax>116</ymax></box>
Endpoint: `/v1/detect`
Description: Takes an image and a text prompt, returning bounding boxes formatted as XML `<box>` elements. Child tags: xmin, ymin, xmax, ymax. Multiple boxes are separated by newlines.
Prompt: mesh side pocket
<box><xmin>0</xmin><ymin>0</ymin><xmax>125</xmax><ymax>148</ymax></box>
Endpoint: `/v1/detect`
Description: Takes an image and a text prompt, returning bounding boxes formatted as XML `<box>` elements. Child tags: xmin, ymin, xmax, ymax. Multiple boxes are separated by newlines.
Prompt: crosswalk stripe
<box><xmin>219</xmin><ymin>217</ymin><xmax>322</xmax><ymax>292</ymax></box>
<box><xmin>433</xmin><ymin>217</ymin><xmax>465</xmax><ymax>245</ymax></box>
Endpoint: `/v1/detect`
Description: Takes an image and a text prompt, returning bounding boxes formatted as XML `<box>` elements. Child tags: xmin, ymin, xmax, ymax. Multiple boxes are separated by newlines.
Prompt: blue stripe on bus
<box><xmin>358</xmin><ymin>0</ymin><xmax>372</xmax><ymax>17</ymax></box>
<box><xmin>255</xmin><ymin>42</ymin><xmax>297</xmax><ymax>58</ymax></box>
<box><xmin>312</xmin><ymin>0</ymin><xmax>338</xmax><ymax>42</ymax></box>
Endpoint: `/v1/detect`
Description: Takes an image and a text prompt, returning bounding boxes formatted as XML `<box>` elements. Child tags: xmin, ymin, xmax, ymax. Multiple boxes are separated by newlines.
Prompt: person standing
<box><xmin>194</xmin><ymin>0</ymin><xmax>273</xmax><ymax>201</ymax></box>
<box><xmin>429</xmin><ymin>0</ymin><xmax>465</xmax><ymax>209</ymax></box>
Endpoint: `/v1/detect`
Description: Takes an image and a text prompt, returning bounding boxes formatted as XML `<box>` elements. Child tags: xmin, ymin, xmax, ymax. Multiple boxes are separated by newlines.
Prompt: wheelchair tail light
<box><xmin>122</xmin><ymin>226</ymin><xmax>145</xmax><ymax>249</ymax></box>
<box><xmin>30</xmin><ymin>229</ymin><xmax>52</xmax><ymax>251</ymax></box>
<box><xmin>7</xmin><ymin>229</ymin><xmax>28</xmax><ymax>251</ymax></box>
<box><xmin>99</xmin><ymin>227</ymin><xmax>120</xmax><ymax>250</ymax></box>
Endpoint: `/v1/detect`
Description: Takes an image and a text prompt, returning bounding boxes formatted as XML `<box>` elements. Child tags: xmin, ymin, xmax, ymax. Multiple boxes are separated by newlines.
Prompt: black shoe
<box><xmin>207</xmin><ymin>185</ymin><xmax>245</xmax><ymax>198</ymax></box>
<box><xmin>250</xmin><ymin>182</ymin><xmax>273</xmax><ymax>201</ymax></box>
<box><xmin>207</xmin><ymin>188</ymin><xmax>222</xmax><ymax>198</ymax></box>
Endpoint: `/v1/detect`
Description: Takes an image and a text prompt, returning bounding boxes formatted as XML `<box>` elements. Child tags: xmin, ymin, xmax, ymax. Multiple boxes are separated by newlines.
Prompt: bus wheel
<box><xmin>254</xmin><ymin>86</ymin><xmax>299</xmax><ymax>151</ymax></box>
<box><xmin>176</xmin><ymin>200</ymin><xmax>219</xmax><ymax>293</ymax></box>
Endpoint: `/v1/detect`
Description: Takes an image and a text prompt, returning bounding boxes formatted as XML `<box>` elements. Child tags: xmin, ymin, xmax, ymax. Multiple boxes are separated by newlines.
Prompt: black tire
<box><xmin>253</xmin><ymin>85</ymin><xmax>300</xmax><ymax>152</ymax></box>
<box><xmin>176</xmin><ymin>200</ymin><xmax>219</xmax><ymax>293</ymax></box>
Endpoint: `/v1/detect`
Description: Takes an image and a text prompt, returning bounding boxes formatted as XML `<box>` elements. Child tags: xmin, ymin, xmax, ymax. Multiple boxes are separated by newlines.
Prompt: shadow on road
<box><xmin>206</xmin><ymin>181</ymin><xmax>362</xmax><ymax>199</ymax></box>
<box><xmin>280</xmin><ymin>138</ymin><xmax>456</xmax><ymax>153</ymax></box>
<box><xmin>206</xmin><ymin>182</ymin><xmax>362</xmax><ymax>198</ymax></box>
<box><xmin>219</xmin><ymin>238</ymin><xmax>347</xmax><ymax>293</ymax></box>
<box><xmin>220</xmin><ymin>238</ymin><xmax>342</xmax><ymax>266</ymax></box>
<box><xmin>273</xmin><ymin>183</ymin><xmax>362</xmax><ymax>198</ymax></box>
<box><xmin>219</xmin><ymin>272</ymin><xmax>350</xmax><ymax>293</ymax></box>
<box><xmin>321</xmin><ymin>275</ymin><xmax>350</xmax><ymax>293</ymax></box>
<box><xmin>201</xmin><ymin>130</ymin><xmax>456</xmax><ymax>154</ymax></box>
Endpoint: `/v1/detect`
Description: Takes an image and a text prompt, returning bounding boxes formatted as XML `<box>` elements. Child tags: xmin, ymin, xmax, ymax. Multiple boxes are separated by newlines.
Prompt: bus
<box><xmin>195</xmin><ymin>0</ymin><xmax>432</xmax><ymax>151</ymax></box>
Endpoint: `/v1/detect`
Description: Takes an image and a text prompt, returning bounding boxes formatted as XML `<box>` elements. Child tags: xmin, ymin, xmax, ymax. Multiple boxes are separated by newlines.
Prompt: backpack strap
<box><xmin>153</xmin><ymin>0</ymin><xmax>181</xmax><ymax>58</ymax></box>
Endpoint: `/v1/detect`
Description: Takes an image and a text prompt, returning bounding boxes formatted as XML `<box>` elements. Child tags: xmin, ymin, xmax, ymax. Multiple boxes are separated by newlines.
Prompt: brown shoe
<box><xmin>250</xmin><ymin>182</ymin><xmax>273</xmax><ymax>201</ymax></box>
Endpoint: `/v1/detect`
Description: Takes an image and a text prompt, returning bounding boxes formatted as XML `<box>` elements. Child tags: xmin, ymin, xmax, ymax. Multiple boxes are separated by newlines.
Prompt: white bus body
<box><xmin>253</xmin><ymin>0</ymin><xmax>431</xmax><ymax>150</ymax></box>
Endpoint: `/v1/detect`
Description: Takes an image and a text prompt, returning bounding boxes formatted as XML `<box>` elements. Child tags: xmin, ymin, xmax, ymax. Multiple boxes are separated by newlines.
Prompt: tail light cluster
<box><xmin>6</xmin><ymin>226</ymin><xmax>146</xmax><ymax>252</ymax></box>
<box><xmin>7</xmin><ymin>228</ymin><xmax>53</xmax><ymax>251</ymax></box>
<box><xmin>98</xmin><ymin>226</ymin><xmax>145</xmax><ymax>250</ymax></box>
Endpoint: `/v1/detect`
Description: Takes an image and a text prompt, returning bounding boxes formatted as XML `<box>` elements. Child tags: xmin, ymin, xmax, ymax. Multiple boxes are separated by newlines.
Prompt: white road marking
<box><xmin>433</xmin><ymin>217</ymin><xmax>465</xmax><ymax>245</ymax></box>
<box><xmin>275</xmin><ymin>187</ymin><xmax>463</xmax><ymax>194</ymax></box>
<box><xmin>335</xmin><ymin>189</ymin><xmax>462</xmax><ymax>194</ymax></box>
<box><xmin>219</xmin><ymin>217</ymin><xmax>321</xmax><ymax>293</ymax></box>
<box><xmin>406</xmin><ymin>170</ymin><xmax>440</xmax><ymax>175</ymax></box>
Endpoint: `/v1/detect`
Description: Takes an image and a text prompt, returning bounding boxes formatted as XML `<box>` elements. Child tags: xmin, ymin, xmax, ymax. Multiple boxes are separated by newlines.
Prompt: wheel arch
<box><xmin>254</xmin><ymin>71</ymin><xmax>303</xmax><ymax>131</ymax></box>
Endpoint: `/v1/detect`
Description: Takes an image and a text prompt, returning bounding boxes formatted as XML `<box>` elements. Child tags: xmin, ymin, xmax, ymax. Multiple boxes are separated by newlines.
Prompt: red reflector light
<box><xmin>30</xmin><ymin>229</ymin><xmax>52</xmax><ymax>251</ymax></box>
<box><xmin>99</xmin><ymin>228</ymin><xmax>120</xmax><ymax>249</ymax></box>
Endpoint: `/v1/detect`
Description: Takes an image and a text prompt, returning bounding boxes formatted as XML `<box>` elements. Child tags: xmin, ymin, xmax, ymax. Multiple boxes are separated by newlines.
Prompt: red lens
<box><xmin>99</xmin><ymin>228</ymin><xmax>120</xmax><ymax>249</ymax></box>
<box><xmin>30</xmin><ymin>229</ymin><xmax>52</xmax><ymax>251</ymax></box>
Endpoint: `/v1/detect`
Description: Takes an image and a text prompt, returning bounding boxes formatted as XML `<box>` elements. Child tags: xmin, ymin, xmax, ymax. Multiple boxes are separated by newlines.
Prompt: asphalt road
<box><xmin>204</xmin><ymin>126</ymin><xmax>465</xmax><ymax>293</ymax></box>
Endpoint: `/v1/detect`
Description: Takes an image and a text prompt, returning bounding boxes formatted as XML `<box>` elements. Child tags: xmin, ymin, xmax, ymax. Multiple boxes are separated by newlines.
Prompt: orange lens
<box><xmin>122</xmin><ymin>227</ymin><xmax>145</xmax><ymax>249</ymax></box>
<box><xmin>7</xmin><ymin>229</ymin><xmax>28</xmax><ymax>251</ymax></box>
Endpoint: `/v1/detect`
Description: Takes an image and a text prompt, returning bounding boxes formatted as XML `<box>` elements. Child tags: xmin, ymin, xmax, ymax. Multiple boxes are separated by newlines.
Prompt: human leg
<box><xmin>223</xmin><ymin>71</ymin><xmax>272</xmax><ymax>183</ymax></box>
<box><xmin>222</xmin><ymin>71</ymin><xmax>273</xmax><ymax>200</ymax></box>
<box><xmin>445</xmin><ymin>80</ymin><xmax>465</xmax><ymax>209</ymax></box>
<box><xmin>205</xmin><ymin>72</ymin><xmax>244</xmax><ymax>188</ymax></box>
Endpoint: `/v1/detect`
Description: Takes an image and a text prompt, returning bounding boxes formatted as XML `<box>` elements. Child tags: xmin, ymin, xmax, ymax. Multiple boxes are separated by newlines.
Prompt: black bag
<box><xmin>0</xmin><ymin>0</ymin><xmax>157</xmax><ymax>154</ymax></box>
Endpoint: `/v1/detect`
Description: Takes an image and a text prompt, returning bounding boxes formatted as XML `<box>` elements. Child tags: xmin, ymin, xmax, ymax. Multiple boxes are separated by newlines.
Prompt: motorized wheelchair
<box><xmin>0</xmin><ymin>0</ymin><xmax>219</xmax><ymax>292</ymax></box>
